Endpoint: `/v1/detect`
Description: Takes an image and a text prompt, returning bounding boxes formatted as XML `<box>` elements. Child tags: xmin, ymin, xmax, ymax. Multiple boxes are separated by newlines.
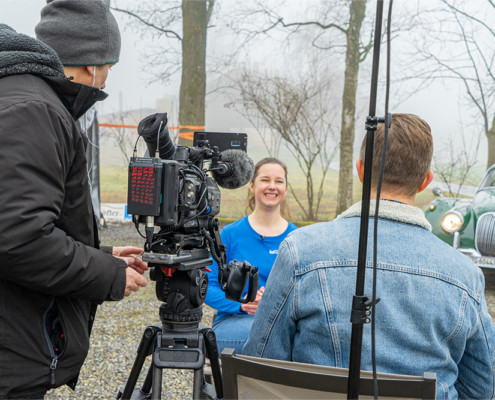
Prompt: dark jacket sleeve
<box><xmin>0</xmin><ymin>100</ymin><xmax>126</xmax><ymax>303</ymax></box>
<box><xmin>100</xmin><ymin>246</ymin><xmax>114</xmax><ymax>255</ymax></box>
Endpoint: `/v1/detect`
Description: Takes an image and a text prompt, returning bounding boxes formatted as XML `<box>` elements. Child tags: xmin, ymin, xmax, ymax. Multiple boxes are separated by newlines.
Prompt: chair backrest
<box><xmin>221</xmin><ymin>349</ymin><xmax>437</xmax><ymax>400</ymax></box>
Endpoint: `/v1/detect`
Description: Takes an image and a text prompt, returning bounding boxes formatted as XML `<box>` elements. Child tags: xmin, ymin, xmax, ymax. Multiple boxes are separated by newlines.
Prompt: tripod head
<box><xmin>148</xmin><ymin>245</ymin><xmax>210</xmax><ymax>328</ymax></box>
<box><xmin>144</xmin><ymin>215</ymin><xmax>258</xmax><ymax>330</ymax></box>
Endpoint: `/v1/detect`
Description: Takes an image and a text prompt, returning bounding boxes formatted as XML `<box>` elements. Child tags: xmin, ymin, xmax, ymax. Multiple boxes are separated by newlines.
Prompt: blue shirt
<box><xmin>205</xmin><ymin>216</ymin><xmax>298</xmax><ymax>322</ymax></box>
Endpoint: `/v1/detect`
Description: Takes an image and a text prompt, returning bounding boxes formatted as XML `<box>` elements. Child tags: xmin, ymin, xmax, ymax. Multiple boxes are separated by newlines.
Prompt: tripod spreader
<box><xmin>117</xmin><ymin>322</ymin><xmax>223</xmax><ymax>400</ymax></box>
<box><xmin>118</xmin><ymin>324</ymin><xmax>161</xmax><ymax>400</ymax></box>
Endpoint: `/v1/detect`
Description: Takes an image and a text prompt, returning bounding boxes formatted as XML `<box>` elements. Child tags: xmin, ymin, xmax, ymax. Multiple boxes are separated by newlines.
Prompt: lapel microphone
<box><xmin>260</xmin><ymin>235</ymin><xmax>265</xmax><ymax>241</ymax></box>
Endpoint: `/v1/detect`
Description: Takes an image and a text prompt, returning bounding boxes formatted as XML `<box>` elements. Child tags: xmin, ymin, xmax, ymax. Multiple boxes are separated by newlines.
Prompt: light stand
<box><xmin>347</xmin><ymin>1</ymin><xmax>385</xmax><ymax>399</ymax></box>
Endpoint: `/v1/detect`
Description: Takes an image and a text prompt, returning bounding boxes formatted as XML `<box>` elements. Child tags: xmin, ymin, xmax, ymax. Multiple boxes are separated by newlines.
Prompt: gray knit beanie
<box><xmin>35</xmin><ymin>0</ymin><xmax>121</xmax><ymax>66</ymax></box>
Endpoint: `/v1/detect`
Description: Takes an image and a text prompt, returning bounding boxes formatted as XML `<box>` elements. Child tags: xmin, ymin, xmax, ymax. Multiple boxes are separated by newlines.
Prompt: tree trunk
<box><xmin>335</xmin><ymin>0</ymin><xmax>367</xmax><ymax>216</ymax></box>
<box><xmin>488</xmin><ymin>117</ymin><xmax>495</xmax><ymax>169</ymax></box>
<box><xmin>178</xmin><ymin>0</ymin><xmax>208</xmax><ymax>145</ymax></box>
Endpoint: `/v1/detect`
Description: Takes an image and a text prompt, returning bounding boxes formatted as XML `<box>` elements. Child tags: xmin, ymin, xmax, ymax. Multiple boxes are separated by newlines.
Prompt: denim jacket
<box><xmin>243</xmin><ymin>200</ymin><xmax>495</xmax><ymax>400</ymax></box>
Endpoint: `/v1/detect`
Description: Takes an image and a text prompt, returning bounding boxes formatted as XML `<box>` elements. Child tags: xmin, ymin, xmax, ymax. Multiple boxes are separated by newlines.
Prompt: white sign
<box><xmin>101</xmin><ymin>203</ymin><xmax>132</xmax><ymax>222</ymax></box>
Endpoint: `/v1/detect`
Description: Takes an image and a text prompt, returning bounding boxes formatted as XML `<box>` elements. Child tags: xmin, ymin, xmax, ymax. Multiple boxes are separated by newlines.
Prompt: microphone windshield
<box><xmin>212</xmin><ymin>149</ymin><xmax>254</xmax><ymax>189</ymax></box>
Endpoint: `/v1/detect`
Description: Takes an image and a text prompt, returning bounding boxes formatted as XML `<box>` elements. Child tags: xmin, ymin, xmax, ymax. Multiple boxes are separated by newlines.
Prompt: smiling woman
<box><xmin>205</xmin><ymin>157</ymin><xmax>298</xmax><ymax>356</ymax></box>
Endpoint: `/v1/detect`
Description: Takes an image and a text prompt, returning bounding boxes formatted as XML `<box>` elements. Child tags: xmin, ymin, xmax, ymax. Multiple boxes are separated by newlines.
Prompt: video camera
<box><xmin>126</xmin><ymin>112</ymin><xmax>259</xmax><ymax>324</ymax></box>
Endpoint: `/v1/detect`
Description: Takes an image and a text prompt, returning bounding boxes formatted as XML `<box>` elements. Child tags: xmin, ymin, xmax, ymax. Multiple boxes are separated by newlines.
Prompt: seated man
<box><xmin>243</xmin><ymin>113</ymin><xmax>495</xmax><ymax>400</ymax></box>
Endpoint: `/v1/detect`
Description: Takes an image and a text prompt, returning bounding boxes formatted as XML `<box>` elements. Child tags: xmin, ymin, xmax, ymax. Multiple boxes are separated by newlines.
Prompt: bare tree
<box><xmin>113</xmin><ymin>0</ymin><xmax>376</xmax><ymax>212</ymax></box>
<box><xmin>100</xmin><ymin>111</ymin><xmax>149</xmax><ymax>164</ymax></box>
<box><xmin>100</xmin><ymin>111</ymin><xmax>135</xmax><ymax>164</ymax></box>
<box><xmin>404</xmin><ymin>0</ymin><xmax>495</xmax><ymax>169</ymax></box>
<box><xmin>233</xmin><ymin>102</ymin><xmax>284</xmax><ymax>158</ymax></box>
<box><xmin>112</xmin><ymin>0</ymin><xmax>214</xmax><ymax>138</ymax></box>
<box><xmin>432</xmin><ymin>128</ymin><xmax>482</xmax><ymax>197</ymax></box>
<box><xmin>237</xmin><ymin>69</ymin><xmax>339</xmax><ymax>221</ymax></box>
<box><xmin>228</xmin><ymin>0</ymin><xmax>376</xmax><ymax>215</ymax></box>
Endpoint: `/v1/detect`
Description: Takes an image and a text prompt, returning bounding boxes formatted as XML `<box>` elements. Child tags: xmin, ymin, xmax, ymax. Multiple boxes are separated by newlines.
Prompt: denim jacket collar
<box><xmin>336</xmin><ymin>200</ymin><xmax>432</xmax><ymax>232</ymax></box>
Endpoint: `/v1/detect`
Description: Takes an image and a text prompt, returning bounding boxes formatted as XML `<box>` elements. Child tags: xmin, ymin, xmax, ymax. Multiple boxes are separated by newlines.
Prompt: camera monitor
<box><xmin>193</xmin><ymin>131</ymin><xmax>248</xmax><ymax>153</ymax></box>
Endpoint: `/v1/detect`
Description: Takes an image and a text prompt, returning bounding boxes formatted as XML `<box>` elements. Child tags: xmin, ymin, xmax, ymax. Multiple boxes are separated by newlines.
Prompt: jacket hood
<box><xmin>0</xmin><ymin>24</ymin><xmax>108</xmax><ymax>120</ymax></box>
<box><xmin>0</xmin><ymin>23</ymin><xmax>65</xmax><ymax>78</ymax></box>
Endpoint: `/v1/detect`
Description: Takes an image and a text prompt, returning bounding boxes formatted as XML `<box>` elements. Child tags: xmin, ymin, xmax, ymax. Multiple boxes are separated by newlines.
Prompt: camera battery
<box><xmin>154</xmin><ymin>160</ymin><xmax>179</xmax><ymax>226</ymax></box>
<box><xmin>127</xmin><ymin>157</ymin><xmax>163</xmax><ymax>216</ymax></box>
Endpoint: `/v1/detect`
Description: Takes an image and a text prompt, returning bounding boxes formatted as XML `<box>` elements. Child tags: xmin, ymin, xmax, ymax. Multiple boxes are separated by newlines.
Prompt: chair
<box><xmin>221</xmin><ymin>349</ymin><xmax>437</xmax><ymax>400</ymax></box>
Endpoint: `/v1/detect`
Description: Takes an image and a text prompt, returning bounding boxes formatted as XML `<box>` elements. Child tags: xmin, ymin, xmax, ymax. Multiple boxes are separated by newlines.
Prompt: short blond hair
<box><xmin>359</xmin><ymin>113</ymin><xmax>433</xmax><ymax>197</ymax></box>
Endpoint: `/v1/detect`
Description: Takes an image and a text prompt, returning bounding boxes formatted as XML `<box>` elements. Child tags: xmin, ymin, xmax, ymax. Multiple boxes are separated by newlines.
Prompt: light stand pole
<box><xmin>347</xmin><ymin>1</ymin><xmax>385</xmax><ymax>398</ymax></box>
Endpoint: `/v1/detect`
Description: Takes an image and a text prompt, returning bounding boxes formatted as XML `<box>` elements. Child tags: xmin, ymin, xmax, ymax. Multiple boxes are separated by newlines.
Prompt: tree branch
<box><xmin>441</xmin><ymin>0</ymin><xmax>495</xmax><ymax>39</ymax></box>
<box><xmin>279</xmin><ymin>19</ymin><xmax>347</xmax><ymax>35</ymax></box>
<box><xmin>111</xmin><ymin>6</ymin><xmax>182</xmax><ymax>41</ymax></box>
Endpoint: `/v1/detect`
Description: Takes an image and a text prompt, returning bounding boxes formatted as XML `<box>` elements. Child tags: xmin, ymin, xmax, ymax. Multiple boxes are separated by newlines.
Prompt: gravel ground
<box><xmin>45</xmin><ymin>223</ymin><xmax>495</xmax><ymax>399</ymax></box>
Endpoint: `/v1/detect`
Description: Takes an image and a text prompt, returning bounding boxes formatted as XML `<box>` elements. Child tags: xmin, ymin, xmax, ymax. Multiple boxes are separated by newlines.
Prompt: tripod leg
<box><xmin>202</xmin><ymin>328</ymin><xmax>223</xmax><ymax>399</ymax></box>
<box><xmin>140</xmin><ymin>363</ymin><xmax>153</xmax><ymax>395</ymax></box>
<box><xmin>122</xmin><ymin>325</ymin><xmax>161</xmax><ymax>400</ymax></box>
<box><xmin>152</xmin><ymin>364</ymin><xmax>162</xmax><ymax>400</ymax></box>
<box><xmin>193</xmin><ymin>368</ymin><xmax>204</xmax><ymax>400</ymax></box>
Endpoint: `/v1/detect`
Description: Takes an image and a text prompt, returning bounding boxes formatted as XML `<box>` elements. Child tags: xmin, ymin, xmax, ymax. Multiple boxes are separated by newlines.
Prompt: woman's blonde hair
<box><xmin>245</xmin><ymin>157</ymin><xmax>291</xmax><ymax>220</ymax></box>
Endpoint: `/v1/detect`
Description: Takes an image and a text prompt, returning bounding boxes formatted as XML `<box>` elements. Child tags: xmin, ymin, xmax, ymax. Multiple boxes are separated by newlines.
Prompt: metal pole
<box><xmin>347</xmin><ymin>1</ymin><xmax>385</xmax><ymax>398</ymax></box>
<box><xmin>192</xmin><ymin>368</ymin><xmax>204</xmax><ymax>400</ymax></box>
<box><xmin>152</xmin><ymin>333</ymin><xmax>163</xmax><ymax>400</ymax></box>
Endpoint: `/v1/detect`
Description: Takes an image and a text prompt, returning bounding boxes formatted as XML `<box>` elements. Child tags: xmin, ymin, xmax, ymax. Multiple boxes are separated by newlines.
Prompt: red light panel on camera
<box><xmin>127</xmin><ymin>157</ymin><xmax>163</xmax><ymax>216</ymax></box>
<box><xmin>130</xmin><ymin>167</ymin><xmax>155</xmax><ymax>205</ymax></box>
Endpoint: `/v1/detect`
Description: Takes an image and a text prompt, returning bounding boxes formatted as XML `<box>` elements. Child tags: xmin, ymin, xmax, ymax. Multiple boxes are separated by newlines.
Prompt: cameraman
<box><xmin>243</xmin><ymin>114</ymin><xmax>495</xmax><ymax>400</ymax></box>
<box><xmin>0</xmin><ymin>1</ymin><xmax>147</xmax><ymax>399</ymax></box>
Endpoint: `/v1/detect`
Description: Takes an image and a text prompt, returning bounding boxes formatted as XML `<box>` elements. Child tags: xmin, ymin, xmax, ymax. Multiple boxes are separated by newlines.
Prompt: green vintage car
<box><xmin>425</xmin><ymin>165</ymin><xmax>495</xmax><ymax>268</ymax></box>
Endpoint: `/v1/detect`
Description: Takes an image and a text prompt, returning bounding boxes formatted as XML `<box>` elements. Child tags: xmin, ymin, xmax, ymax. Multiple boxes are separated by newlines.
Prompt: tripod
<box><xmin>117</xmin><ymin>303</ymin><xmax>223</xmax><ymax>400</ymax></box>
<box><xmin>117</xmin><ymin>219</ymin><xmax>257</xmax><ymax>400</ymax></box>
<box><xmin>117</xmin><ymin>249</ymin><xmax>224</xmax><ymax>400</ymax></box>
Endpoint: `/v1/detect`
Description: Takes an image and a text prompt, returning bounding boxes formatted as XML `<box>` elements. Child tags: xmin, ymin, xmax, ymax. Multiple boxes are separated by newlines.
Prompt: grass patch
<box><xmin>101</xmin><ymin>165</ymin><xmax>128</xmax><ymax>203</ymax></box>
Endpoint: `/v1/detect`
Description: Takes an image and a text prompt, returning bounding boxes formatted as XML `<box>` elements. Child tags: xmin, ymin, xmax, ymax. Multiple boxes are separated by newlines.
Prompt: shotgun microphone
<box><xmin>211</xmin><ymin>149</ymin><xmax>254</xmax><ymax>189</ymax></box>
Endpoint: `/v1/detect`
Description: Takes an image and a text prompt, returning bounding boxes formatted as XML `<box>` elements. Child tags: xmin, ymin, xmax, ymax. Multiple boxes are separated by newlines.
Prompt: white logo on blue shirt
<box><xmin>269</xmin><ymin>250</ymin><xmax>278</xmax><ymax>255</ymax></box>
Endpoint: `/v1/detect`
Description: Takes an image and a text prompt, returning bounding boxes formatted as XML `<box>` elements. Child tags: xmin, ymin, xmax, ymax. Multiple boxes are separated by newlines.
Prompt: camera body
<box><xmin>126</xmin><ymin>114</ymin><xmax>258</xmax><ymax>324</ymax></box>
<box><xmin>127</xmin><ymin>145</ymin><xmax>221</xmax><ymax>232</ymax></box>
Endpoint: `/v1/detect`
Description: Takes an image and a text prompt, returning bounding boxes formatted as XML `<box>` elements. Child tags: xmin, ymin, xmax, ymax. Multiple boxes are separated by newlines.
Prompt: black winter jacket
<box><xmin>0</xmin><ymin>25</ymin><xmax>127</xmax><ymax>399</ymax></box>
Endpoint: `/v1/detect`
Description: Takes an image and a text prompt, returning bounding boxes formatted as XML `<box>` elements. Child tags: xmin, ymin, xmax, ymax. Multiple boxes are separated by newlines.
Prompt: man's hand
<box><xmin>122</xmin><ymin>256</ymin><xmax>148</xmax><ymax>274</ymax></box>
<box><xmin>113</xmin><ymin>246</ymin><xmax>149</xmax><ymax>274</ymax></box>
<box><xmin>240</xmin><ymin>287</ymin><xmax>265</xmax><ymax>315</ymax></box>
<box><xmin>113</xmin><ymin>246</ymin><xmax>143</xmax><ymax>257</ymax></box>
<box><xmin>125</xmin><ymin>268</ymin><xmax>147</xmax><ymax>297</ymax></box>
